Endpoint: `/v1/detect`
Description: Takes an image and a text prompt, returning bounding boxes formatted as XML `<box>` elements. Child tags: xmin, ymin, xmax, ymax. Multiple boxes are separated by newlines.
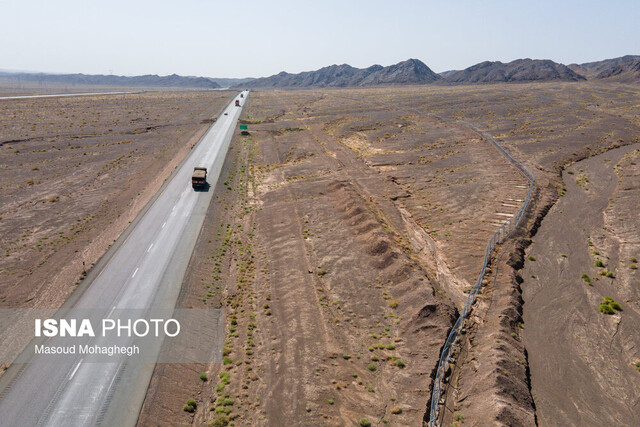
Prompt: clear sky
<box><xmin>1</xmin><ymin>0</ymin><xmax>638</xmax><ymax>78</ymax></box>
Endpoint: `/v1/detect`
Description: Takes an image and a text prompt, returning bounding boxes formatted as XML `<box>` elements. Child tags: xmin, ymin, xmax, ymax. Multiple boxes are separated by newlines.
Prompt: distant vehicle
<box><xmin>224</xmin><ymin>112</ymin><xmax>228</xmax><ymax>115</ymax></box>
<box><xmin>235</xmin><ymin>100</ymin><xmax>240</xmax><ymax>107</ymax></box>
<box><xmin>192</xmin><ymin>167</ymin><xmax>207</xmax><ymax>190</ymax></box>
<box><xmin>240</xmin><ymin>94</ymin><xmax>243</xmax><ymax>98</ymax></box>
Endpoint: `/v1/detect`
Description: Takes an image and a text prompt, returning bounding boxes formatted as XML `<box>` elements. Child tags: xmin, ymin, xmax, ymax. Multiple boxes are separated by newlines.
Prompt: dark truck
<box><xmin>192</xmin><ymin>167</ymin><xmax>207</xmax><ymax>190</ymax></box>
<box><xmin>235</xmin><ymin>100</ymin><xmax>240</xmax><ymax>107</ymax></box>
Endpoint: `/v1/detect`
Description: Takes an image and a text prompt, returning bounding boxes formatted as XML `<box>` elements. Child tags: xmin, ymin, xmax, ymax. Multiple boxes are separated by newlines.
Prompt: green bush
<box><xmin>396</xmin><ymin>359</ymin><xmax>406</xmax><ymax>368</ymax></box>
<box><xmin>599</xmin><ymin>304</ymin><xmax>615</xmax><ymax>315</ymax></box>
<box><xmin>223</xmin><ymin>357</ymin><xmax>233</xmax><ymax>365</ymax></box>
<box><xmin>609</xmin><ymin>301</ymin><xmax>622</xmax><ymax>311</ymax></box>
<box><xmin>359</xmin><ymin>418</ymin><xmax>372</xmax><ymax>427</ymax></box>
<box><xmin>184</xmin><ymin>398</ymin><xmax>197</xmax><ymax>412</ymax></box>
<box><xmin>219</xmin><ymin>398</ymin><xmax>234</xmax><ymax>406</ymax></box>
<box><xmin>595</xmin><ymin>259</ymin><xmax>605</xmax><ymax>268</ymax></box>
<box><xmin>211</xmin><ymin>414</ymin><xmax>230</xmax><ymax>427</ymax></box>
<box><xmin>367</xmin><ymin>364</ymin><xmax>376</xmax><ymax>372</ymax></box>
<box><xmin>200</xmin><ymin>373</ymin><xmax>208</xmax><ymax>381</ymax></box>
<box><xmin>528</xmin><ymin>255</ymin><xmax>536</xmax><ymax>261</ymax></box>
<box><xmin>581</xmin><ymin>274</ymin><xmax>592</xmax><ymax>285</ymax></box>
<box><xmin>630</xmin><ymin>264</ymin><xmax>637</xmax><ymax>270</ymax></box>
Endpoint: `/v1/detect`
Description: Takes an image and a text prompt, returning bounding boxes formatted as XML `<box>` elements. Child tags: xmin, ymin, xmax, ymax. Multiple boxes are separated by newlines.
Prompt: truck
<box><xmin>235</xmin><ymin>100</ymin><xmax>240</xmax><ymax>107</ymax></box>
<box><xmin>192</xmin><ymin>167</ymin><xmax>207</xmax><ymax>190</ymax></box>
<box><xmin>240</xmin><ymin>93</ymin><xmax>243</xmax><ymax>98</ymax></box>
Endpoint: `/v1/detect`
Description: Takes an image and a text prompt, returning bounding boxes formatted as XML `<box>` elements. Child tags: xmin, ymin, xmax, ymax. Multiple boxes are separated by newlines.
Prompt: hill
<box><xmin>0</xmin><ymin>71</ymin><xmax>221</xmax><ymax>89</ymax></box>
<box><xmin>207</xmin><ymin>77</ymin><xmax>255</xmax><ymax>88</ymax></box>
<box><xmin>568</xmin><ymin>55</ymin><xmax>640</xmax><ymax>82</ymax></box>
<box><xmin>241</xmin><ymin>59</ymin><xmax>441</xmax><ymax>88</ymax></box>
<box><xmin>444</xmin><ymin>59</ymin><xmax>586</xmax><ymax>84</ymax></box>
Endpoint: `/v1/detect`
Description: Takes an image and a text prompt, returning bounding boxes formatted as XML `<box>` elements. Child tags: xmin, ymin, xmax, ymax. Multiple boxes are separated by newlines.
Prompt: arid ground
<box><xmin>137</xmin><ymin>82</ymin><xmax>640</xmax><ymax>427</ymax></box>
<box><xmin>2</xmin><ymin>83</ymin><xmax>639</xmax><ymax>426</ymax></box>
<box><xmin>0</xmin><ymin>91</ymin><xmax>234</xmax><ymax>316</ymax></box>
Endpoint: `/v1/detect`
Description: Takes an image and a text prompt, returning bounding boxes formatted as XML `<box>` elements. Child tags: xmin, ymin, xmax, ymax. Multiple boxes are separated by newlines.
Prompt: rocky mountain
<box><xmin>438</xmin><ymin>70</ymin><xmax>460</xmax><ymax>78</ymax></box>
<box><xmin>240</xmin><ymin>59</ymin><xmax>441</xmax><ymax>88</ymax></box>
<box><xmin>207</xmin><ymin>77</ymin><xmax>255</xmax><ymax>88</ymax></box>
<box><xmin>443</xmin><ymin>59</ymin><xmax>586</xmax><ymax>84</ymax></box>
<box><xmin>568</xmin><ymin>55</ymin><xmax>640</xmax><ymax>82</ymax></box>
<box><xmin>0</xmin><ymin>72</ymin><xmax>221</xmax><ymax>89</ymax></box>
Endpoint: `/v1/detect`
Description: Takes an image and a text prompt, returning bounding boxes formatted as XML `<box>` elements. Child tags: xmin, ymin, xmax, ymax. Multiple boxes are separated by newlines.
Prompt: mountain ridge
<box><xmin>0</xmin><ymin>71</ymin><xmax>223</xmax><ymax>89</ymax></box>
<box><xmin>443</xmin><ymin>58</ymin><xmax>586</xmax><ymax>84</ymax></box>
<box><xmin>568</xmin><ymin>55</ymin><xmax>640</xmax><ymax>82</ymax></box>
<box><xmin>239</xmin><ymin>59</ymin><xmax>441</xmax><ymax>88</ymax></box>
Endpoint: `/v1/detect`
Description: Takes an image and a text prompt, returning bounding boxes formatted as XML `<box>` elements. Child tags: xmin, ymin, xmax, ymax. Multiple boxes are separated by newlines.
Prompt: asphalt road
<box><xmin>0</xmin><ymin>91</ymin><xmax>248</xmax><ymax>426</ymax></box>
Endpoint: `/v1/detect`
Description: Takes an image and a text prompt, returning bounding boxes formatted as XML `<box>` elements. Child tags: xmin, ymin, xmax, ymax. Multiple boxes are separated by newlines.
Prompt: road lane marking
<box><xmin>107</xmin><ymin>306</ymin><xmax>116</xmax><ymax>319</ymax></box>
<box><xmin>69</xmin><ymin>359</ymin><xmax>83</xmax><ymax>379</ymax></box>
<box><xmin>162</xmin><ymin>222</ymin><xmax>166</xmax><ymax>228</ymax></box>
<box><xmin>132</xmin><ymin>267</ymin><xmax>139</xmax><ymax>278</ymax></box>
<box><xmin>147</xmin><ymin>243</ymin><xmax>154</xmax><ymax>252</ymax></box>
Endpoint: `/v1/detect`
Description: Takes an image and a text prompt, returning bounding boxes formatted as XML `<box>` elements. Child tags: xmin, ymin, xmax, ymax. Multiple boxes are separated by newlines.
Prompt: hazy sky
<box><xmin>1</xmin><ymin>0</ymin><xmax>638</xmax><ymax>78</ymax></box>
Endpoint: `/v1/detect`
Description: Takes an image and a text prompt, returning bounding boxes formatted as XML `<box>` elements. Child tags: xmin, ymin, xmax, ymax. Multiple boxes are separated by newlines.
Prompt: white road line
<box><xmin>107</xmin><ymin>306</ymin><xmax>116</xmax><ymax>319</ymax></box>
<box><xmin>132</xmin><ymin>267</ymin><xmax>139</xmax><ymax>278</ymax></box>
<box><xmin>161</xmin><ymin>222</ymin><xmax>166</xmax><ymax>228</ymax></box>
<box><xmin>69</xmin><ymin>359</ymin><xmax>83</xmax><ymax>380</ymax></box>
<box><xmin>147</xmin><ymin>243</ymin><xmax>154</xmax><ymax>252</ymax></box>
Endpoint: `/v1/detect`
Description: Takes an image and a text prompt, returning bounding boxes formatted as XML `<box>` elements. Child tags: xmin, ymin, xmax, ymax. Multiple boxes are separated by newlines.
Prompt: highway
<box><xmin>0</xmin><ymin>91</ymin><xmax>248</xmax><ymax>426</ymax></box>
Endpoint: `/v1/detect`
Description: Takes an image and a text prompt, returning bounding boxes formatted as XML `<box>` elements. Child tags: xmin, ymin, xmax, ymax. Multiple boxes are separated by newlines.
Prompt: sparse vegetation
<box><xmin>183</xmin><ymin>398</ymin><xmax>197</xmax><ymax>412</ymax></box>
<box><xmin>599</xmin><ymin>297</ymin><xmax>622</xmax><ymax>315</ymax></box>
<box><xmin>359</xmin><ymin>417</ymin><xmax>372</xmax><ymax>427</ymax></box>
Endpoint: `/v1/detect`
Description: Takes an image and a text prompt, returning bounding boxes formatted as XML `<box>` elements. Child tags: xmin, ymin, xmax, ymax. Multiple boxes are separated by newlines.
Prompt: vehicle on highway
<box><xmin>192</xmin><ymin>167</ymin><xmax>207</xmax><ymax>189</ymax></box>
<box><xmin>240</xmin><ymin>94</ymin><xmax>244</xmax><ymax>98</ymax></box>
<box><xmin>235</xmin><ymin>100</ymin><xmax>240</xmax><ymax>107</ymax></box>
